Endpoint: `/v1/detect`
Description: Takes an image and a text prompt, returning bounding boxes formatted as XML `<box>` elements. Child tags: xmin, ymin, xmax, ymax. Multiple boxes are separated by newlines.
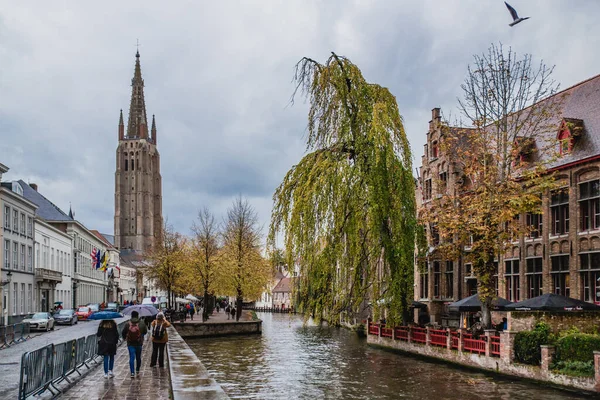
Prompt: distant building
<box><xmin>1</xmin><ymin>176</ymin><xmax>37</xmax><ymax>324</ymax></box>
<box><xmin>416</xmin><ymin>74</ymin><xmax>600</xmax><ymax>325</ymax></box>
<box><xmin>273</xmin><ymin>277</ymin><xmax>292</xmax><ymax>309</ymax></box>
<box><xmin>256</xmin><ymin>269</ymin><xmax>287</xmax><ymax>308</ymax></box>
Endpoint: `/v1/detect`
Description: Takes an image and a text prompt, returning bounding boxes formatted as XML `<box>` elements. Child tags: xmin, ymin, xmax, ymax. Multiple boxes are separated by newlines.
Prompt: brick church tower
<box><xmin>114</xmin><ymin>51</ymin><xmax>163</xmax><ymax>252</ymax></box>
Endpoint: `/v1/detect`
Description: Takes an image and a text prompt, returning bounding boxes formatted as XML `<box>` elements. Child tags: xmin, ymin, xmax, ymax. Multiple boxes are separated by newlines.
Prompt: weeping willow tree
<box><xmin>269</xmin><ymin>53</ymin><xmax>417</xmax><ymax>325</ymax></box>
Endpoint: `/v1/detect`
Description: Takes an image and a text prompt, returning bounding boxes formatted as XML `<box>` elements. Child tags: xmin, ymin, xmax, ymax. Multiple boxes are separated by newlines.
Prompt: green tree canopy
<box><xmin>269</xmin><ymin>53</ymin><xmax>416</xmax><ymax>325</ymax></box>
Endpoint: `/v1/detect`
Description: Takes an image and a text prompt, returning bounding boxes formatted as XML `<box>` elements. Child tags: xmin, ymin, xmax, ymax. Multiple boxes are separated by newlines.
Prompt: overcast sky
<box><xmin>1</xmin><ymin>1</ymin><xmax>598</xmax><ymax>241</ymax></box>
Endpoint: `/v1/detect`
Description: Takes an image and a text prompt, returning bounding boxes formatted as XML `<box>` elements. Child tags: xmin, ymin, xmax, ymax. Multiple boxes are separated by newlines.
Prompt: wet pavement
<box><xmin>56</xmin><ymin>337</ymin><xmax>171</xmax><ymax>400</ymax></box>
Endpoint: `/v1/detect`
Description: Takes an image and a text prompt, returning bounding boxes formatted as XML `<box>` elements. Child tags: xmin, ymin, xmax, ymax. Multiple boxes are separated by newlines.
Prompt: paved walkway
<box><xmin>179</xmin><ymin>308</ymin><xmax>253</xmax><ymax>324</ymax></box>
<box><xmin>56</xmin><ymin>338</ymin><xmax>171</xmax><ymax>400</ymax></box>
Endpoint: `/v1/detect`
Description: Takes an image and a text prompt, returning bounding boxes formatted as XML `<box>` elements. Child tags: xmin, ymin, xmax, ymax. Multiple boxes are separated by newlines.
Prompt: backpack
<box><xmin>127</xmin><ymin>321</ymin><xmax>141</xmax><ymax>342</ymax></box>
<box><xmin>152</xmin><ymin>321</ymin><xmax>165</xmax><ymax>340</ymax></box>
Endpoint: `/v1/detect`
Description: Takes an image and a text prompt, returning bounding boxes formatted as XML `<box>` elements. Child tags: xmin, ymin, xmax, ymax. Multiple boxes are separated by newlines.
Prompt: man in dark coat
<box><xmin>97</xmin><ymin>319</ymin><xmax>119</xmax><ymax>378</ymax></box>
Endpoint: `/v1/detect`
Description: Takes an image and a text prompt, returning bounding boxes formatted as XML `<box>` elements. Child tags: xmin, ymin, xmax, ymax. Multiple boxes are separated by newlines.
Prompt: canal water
<box><xmin>187</xmin><ymin>312</ymin><xmax>590</xmax><ymax>400</ymax></box>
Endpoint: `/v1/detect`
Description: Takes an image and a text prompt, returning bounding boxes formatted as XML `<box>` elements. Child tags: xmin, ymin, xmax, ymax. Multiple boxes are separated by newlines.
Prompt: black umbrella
<box><xmin>448</xmin><ymin>294</ymin><xmax>512</xmax><ymax>312</ymax></box>
<box><xmin>411</xmin><ymin>301</ymin><xmax>428</xmax><ymax>310</ymax></box>
<box><xmin>504</xmin><ymin>293</ymin><xmax>600</xmax><ymax>311</ymax></box>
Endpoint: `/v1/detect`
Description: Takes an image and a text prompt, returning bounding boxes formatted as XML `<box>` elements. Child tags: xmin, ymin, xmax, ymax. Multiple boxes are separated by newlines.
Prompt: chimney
<box><xmin>432</xmin><ymin>108</ymin><xmax>441</xmax><ymax>120</ymax></box>
<box><xmin>30</xmin><ymin>183</ymin><xmax>38</xmax><ymax>191</ymax></box>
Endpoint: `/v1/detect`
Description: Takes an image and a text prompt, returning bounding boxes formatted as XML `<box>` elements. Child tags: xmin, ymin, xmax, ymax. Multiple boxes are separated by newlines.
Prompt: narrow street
<box><xmin>0</xmin><ymin>317</ymin><xmax>129</xmax><ymax>399</ymax></box>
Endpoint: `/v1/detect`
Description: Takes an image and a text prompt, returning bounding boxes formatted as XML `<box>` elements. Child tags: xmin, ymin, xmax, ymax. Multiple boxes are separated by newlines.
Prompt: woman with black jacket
<box><xmin>97</xmin><ymin>319</ymin><xmax>119</xmax><ymax>378</ymax></box>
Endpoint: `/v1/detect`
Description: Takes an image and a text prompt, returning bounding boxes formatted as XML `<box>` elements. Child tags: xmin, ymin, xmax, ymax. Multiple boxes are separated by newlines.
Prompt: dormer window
<box><xmin>557</xmin><ymin>118</ymin><xmax>584</xmax><ymax>156</ymax></box>
<box><xmin>513</xmin><ymin>137</ymin><xmax>535</xmax><ymax>165</ymax></box>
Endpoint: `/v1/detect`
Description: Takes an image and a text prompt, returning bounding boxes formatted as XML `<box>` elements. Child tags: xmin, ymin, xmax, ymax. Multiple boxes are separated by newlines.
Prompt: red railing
<box><xmin>450</xmin><ymin>330</ymin><xmax>459</xmax><ymax>349</ymax></box>
<box><xmin>412</xmin><ymin>327</ymin><xmax>427</xmax><ymax>344</ymax></box>
<box><xmin>490</xmin><ymin>335</ymin><xmax>500</xmax><ymax>357</ymax></box>
<box><xmin>463</xmin><ymin>333</ymin><xmax>487</xmax><ymax>354</ymax></box>
<box><xmin>381</xmin><ymin>326</ymin><xmax>393</xmax><ymax>338</ymax></box>
<box><xmin>430</xmin><ymin>329</ymin><xmax>447</xmax><ymax>347</ymax></box>
<box><xmin>368</xmin><ymin>323</ymin><xmax>380</xmax><ymax>336</ymax></box>
<box><xmin>394</xmin><ymin>327</ymin><xmax>409</xmax><ymax>341</ymax></box>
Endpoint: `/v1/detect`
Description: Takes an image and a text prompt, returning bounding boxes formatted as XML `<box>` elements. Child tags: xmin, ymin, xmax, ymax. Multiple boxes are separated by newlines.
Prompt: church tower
<box><xmin>114</xmin><ymin>51</ymin><xmax>163</xmax><ymax>252</ymax></box>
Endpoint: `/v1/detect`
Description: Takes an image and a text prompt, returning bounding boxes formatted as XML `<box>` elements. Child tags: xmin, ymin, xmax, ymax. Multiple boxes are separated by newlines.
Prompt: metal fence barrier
<box><xmin>18</xmin><ymin>319</ymin><xmax>130</xmax><ymax>399</ymax></box>
<box><xmin>0</xmin><ymin>322</ymin><xmax>33</xmax><ymax>349</ymax></box>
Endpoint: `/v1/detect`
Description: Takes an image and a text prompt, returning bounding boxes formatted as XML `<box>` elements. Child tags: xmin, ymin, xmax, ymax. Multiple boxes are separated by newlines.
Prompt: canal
<box><xmin>187</xmin><ymin>312</ymin><xmax>590</xmax><ymax>399</ymax></box>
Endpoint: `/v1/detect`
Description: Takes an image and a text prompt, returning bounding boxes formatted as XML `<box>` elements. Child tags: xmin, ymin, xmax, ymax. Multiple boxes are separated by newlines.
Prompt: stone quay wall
<box><xmin>367</xmin><ymin>323</ymin><xmax>599</xmax><ymax>393</ymax></box>
<box><xmin>173</xmin><ymin>320</ymin><xmax>262</xmax><ymax>338</ymax></box>
<box><xmin>167</xmin><ymin>326</ymin><xmax>230</xmax><ymax>400</ymax></box>
<box><xmin>508</xmin><ymin>311</ymin><xmax>600</xmax><ymax>334</ymax></box>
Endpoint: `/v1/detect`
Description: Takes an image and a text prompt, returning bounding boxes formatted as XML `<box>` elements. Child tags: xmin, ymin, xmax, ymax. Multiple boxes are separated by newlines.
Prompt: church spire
<box><xmin>151</xmin><ymin>114</ymin><xmax>157</xmax><ymax>144</ymax></box>
<box><xmin>126</xmin><ymin>51</ymin><xmax>148</xmax><ymax>139</ymax></box>
<box><xmin>118</xmin><ymin>109</ymin><xmax>124</xmax><ymax>140</ymax></box>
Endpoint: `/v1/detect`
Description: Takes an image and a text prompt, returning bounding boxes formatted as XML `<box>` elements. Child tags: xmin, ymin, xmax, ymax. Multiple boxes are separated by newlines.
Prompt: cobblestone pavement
<box><xmin>0</xmin><ymin>317</ymin><xmax>129</xmax><ymax>399</ymax></box>
<box><xmin>57</xmin><ymin>337</ymin><xmax>171</xmax><ymax>400</ymax></box>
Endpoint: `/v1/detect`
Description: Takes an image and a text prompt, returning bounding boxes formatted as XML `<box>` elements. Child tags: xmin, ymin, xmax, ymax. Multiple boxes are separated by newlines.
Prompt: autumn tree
<box><xmin>269</xmin><ymin>53</ymin><xmax>417</xmax><ymax>325</ymax></box>
<box><xmin>191</xmin><ymin>207</ymin><xmax>223</xmax><ymax>321</ymax></box>
<box><xmin>143</xmin><ymin>222</ymin><xmax>187</xmax><ymax>309</ymax></box>
<box><xmin>221</xmin><ymin>196</ymin><xmax>271</xmax><ymax>321</ymax></box>
<box><xmin>421</xmin><ymin>43</ymin><xmax>562</xmax><ymax>328</ymax></box>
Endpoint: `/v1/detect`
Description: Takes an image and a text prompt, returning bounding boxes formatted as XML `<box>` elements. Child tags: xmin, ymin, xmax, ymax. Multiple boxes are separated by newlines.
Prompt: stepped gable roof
<box><xmin>273</xmin><ymin>277</ymin><xmax>291</xmax><ymax>293</ymax></box>
<box><xmin>18</xmin><ymin>180</ymin><xmax>73</xmax><ymax>221</ymax></box>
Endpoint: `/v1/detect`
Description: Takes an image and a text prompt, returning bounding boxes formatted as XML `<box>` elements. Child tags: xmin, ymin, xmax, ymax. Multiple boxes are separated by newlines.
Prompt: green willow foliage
<box><xmin>269</xmin><ymin>53</ymin><xmax>416</xmax><ymax>325</ymax></box>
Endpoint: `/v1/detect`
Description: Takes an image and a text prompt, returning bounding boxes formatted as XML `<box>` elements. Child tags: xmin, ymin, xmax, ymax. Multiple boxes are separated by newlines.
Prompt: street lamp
<box><xmin>1</xmin><ymin>270</ymin><xmax>12</xmax><ymax>286</ymax></box>
<box><xmin>2</xmin><ymin>271</ymin><xmax>12</xmax><ymax>326</ymax></box>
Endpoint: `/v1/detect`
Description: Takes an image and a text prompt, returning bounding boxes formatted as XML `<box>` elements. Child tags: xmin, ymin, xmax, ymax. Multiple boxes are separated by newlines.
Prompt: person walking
<box><xmin>230</xmin><ymin>306</ymin><xmax>236</xmax><ymax>321</ymax></box>
<box><xmin>189</xmin><ymin>302</ymin><xmax>195</xmax><ymax>321</ymax></box>
<box><xmin>97</xmin><ymin>319</ymin><xmax>119</xmax><ymax>379</ymax></box>
<box><xmin>150</xmin><ymin>312</ymin><xmax>171</xmax><ymax>368</ymax></box>
<box><xmin>225</xmin><ymin>305</ymin><xmax>231</xmax><ymax>320</ymax></box>
<box><xmin>121</xmin><ymin>310</ymin><xmax>148</xmax><ymax>378</ymax></box>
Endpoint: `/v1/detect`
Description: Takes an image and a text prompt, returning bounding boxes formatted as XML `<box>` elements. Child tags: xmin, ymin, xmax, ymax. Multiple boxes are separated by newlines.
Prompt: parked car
<box><xmin>75</xmin><ymin>306</ymin><xmax>93</xmax><ymax>320</ymax></box>
<box><xmin>23</xmin><ymin>312</ymin><xmax>55</xmax><ymax>331</ymax></box>
<box><xmin>103</xmin><ymin>302</ymin><xmax>118</xmax><ymax>312</ymax></box>
<box><xmin>86</xmin><ymin>303</ymin><xmax>100</xmax><ymax>313</ymax></box>
<box><xmin>54</xmin><ymin>309</ymin><xmax>78</xmax><ymax>325</ymax></box>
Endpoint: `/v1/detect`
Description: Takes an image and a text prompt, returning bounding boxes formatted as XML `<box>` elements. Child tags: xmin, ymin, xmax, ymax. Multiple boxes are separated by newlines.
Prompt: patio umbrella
<box><xmin>87</xmin><ymin>311</ymin><xmax>124</xmax><ymax>320</ymax></box>
<box><xmin>176</xmin><ymin>297</ymin><xmax>191</xmax><ymax>304</ymax></box>
<box><xmin>122</xmin><ymin>304</ymin><xmax>159</xmax><ymax>317</ymax></box>
<box><xmin>411</xmin><ymin>301</ymin><xmax>428</xmax><ymax>309</ymax></box>
<box><xmin>185</xmin><ymin>294</ymin><xmax>200</xmax><ymax>301</ymax></box>
<box><xmin>504</xmin><ymin>293</ymin><xmax>600</xmax><ymax>311</ymax></box>
<box><xmin>448</xmin><ymin>293</ymin><xmax>512</xmax><ymax>312</ymax></box>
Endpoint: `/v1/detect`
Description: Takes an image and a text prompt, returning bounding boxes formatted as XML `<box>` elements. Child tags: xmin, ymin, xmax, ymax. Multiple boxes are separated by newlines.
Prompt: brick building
<box><xmin>416</xmin><ymin>74</ymin><xmax>600</xmax><ymax>325</ymax></box>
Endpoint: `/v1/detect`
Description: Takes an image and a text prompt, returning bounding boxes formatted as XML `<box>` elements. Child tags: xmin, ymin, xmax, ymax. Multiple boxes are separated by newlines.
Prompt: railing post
<box><xmin>484</xmin><ymin>330</ymin><xmax>495</xmax><ymax>357</ymax></box>
<box><xmin>426</xmin><ymin>326</ymin><xmax>431</xmax><ymax>347</ymax></box>
<box><xmin>446</xmin><ymin>328</ymin><xmax>452</xmax><ymax>350</ymax></box>
<box><xmin>540</xmin><ymin>345</ymin><xmax>555</xmax><ymax>374</ymax></box>
<box><xmin>391</xmin><ymin>325</ymin><xmax>396</xmax><ymax>340</ymax></box>
<box><xmin>458</xmin><ymin>328</ymin><xmax>465</xmax><ymax>353</ymax></box>
<box><xmin>407</xmin><ymin>326</ymin><xmax>412</xmax><ymax>343</ymax></box>
<box><xmin>378</xmin><ymin>323</ymin><xmax>382</xmax><ymax>338</ymax></box>
<box><xmin>500</xmin><ymin>331</ymin><xmax>516</xmax><ymax>363</ymax></box>
<box><xmin>594</xmin><ymin>351</ymin><xmax>600</xmax><ymax>392</ymax></box>
<box><xmin>367</xmin><ymin>319</ymin><xmax>370</xmax><ymax>336</ymax></box>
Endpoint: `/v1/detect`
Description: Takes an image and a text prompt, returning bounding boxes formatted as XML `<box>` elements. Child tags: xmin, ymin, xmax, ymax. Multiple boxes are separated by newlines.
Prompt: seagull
<box><xmin>504</xmin><ymin>2</ymin><xmax>530</xmax><ymax>27</ymax></box>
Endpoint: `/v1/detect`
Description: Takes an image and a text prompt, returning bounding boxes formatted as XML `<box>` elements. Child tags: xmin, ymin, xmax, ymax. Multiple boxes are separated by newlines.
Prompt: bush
<box><xmin>551</xmin><ymin>360</ymin><xmax>595</xmax><ymax>377</ymax></box>
<box><xmin>514</xmin><ymin>322</ymin><xmax>552</xmax><ymax>365</ymax></box>
<box><xmin>555</xmin><ymin>333</ymin><xmax>600</xmax><ymax>363</ymax></box>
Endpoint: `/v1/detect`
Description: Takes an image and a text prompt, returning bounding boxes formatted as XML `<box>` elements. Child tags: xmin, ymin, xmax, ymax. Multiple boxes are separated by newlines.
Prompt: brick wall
<box><xmin>509</xmin><ymin>311</ymin><xmax>600</xmax><ymax>334</ymax></box>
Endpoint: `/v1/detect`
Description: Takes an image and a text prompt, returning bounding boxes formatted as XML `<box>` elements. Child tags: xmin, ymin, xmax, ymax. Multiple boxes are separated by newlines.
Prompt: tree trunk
<box><xmin>236</xmin><ymin>289</ymin><xmax>243</xmax><ymax>321</ymax></box>
<box><xmin>203</xmin><ymin>289</ymin><xmax>209</xmax><ymax>322</ymax></box>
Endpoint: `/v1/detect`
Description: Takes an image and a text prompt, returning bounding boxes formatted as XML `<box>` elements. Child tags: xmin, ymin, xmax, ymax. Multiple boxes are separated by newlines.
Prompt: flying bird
<box><xmin>504</xmin><ymin>2</ymin><xmax>530</xmax><ymax>27</ymax></box>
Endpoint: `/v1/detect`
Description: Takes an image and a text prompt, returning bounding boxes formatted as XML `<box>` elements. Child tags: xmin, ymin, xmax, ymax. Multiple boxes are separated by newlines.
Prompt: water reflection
<box><xmin>186</xmin><ymin>313</ymin><xmax>590</xmax><ymax>400</ymax></box>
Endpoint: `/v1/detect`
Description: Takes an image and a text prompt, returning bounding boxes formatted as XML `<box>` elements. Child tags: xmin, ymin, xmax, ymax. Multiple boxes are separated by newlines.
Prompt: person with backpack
<box><xmin>121</xmin><ymin>310</ymin><xmax>148</xmax><ymax>378</ymax></box>
<box><xmin>97</xmin><ymin>319</ymin><xmax>119</xmax><ymax>379</ymax></box>
<box><xmin>189</xmin><ymin>302</ymin><xmax>195</xmax><ymax>320</ymax></box>
<box><xmin>150</xmin><ymin>312</ymin><xmax>171</xmax><ymax>368</ymax></box>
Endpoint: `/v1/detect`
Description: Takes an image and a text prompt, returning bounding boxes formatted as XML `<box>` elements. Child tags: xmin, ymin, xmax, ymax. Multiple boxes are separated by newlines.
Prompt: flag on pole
<box><xmin>95</xmin><ymin>249</ymin><xmax>101</xmax><ymax>270</ymax></box>
<box><xmin>91</xmin><ymin>248</ymin><xmax>98</xmax><ymax>269</ymax></box>
<box><xmin>100</xmin><ymin>252</ymin><xmax>108</xmax><ymax>272</ymax></box>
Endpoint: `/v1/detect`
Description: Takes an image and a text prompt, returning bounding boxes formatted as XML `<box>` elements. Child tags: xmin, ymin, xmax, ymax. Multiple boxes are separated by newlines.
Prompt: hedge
<box><xmin>555</xmin><ymin>333</ymin><xmax>600</xmax><ymax>363</ymax></box>
<box><xmin>514</xmin><ymin>322</ymin><xmax>551</xmax><ymax>365</ymax></box>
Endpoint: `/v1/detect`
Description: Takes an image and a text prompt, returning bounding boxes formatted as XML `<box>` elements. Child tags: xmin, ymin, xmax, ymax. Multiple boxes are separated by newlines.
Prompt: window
<box><xmin>494</xmin><ymin>261</ymin><xmax>499</xmax><ymax>297</ymax></box>
<box><xmin>125</xmin><ymin>158</ymin><xmax>128</xmax><ymax>171</ymax></box>
<box><xmin>431</xmin><ymin>225</ymin><xmax>440</xmax><ymax>246</ymax></box>
<box><xmin>445</xmin><ymin>261</ymin><xmax>454</xmax><ymax>299</ymax></box>
<box><xmin>21</xmin><ymin>283</ymin><xmax>25</xmax><ymax>314</ymax></box>
<box><xmin>424</xmin><ymin>179</ymin><xmax>432</xmax><ymax>201</ymax></box>
<box><xmin>4</xmin><ymin>240</ymin><xmax>9</xmax><ymax>268</ymax></box>
<box><xmin>439</xmin><ymin>171</ymin><xmax>448</xmax><ymax>194</ymax></box>
<box><xmin>131</xmin><ymin>159</ymin><xmax>135</xmax><ymax>170</ymax></box>
<box><xmin>580</xmin><ymin>180</ymin><xmax>600</xmax><ymax>231</ymax></box>
<box><xmin>433</xmin><ymin>261</ymin><xmax>441</xmax><ymax>298</ymax></box>
<box><xmin>20</xmin><ymin>213</ymin><xmax>25</xmax><ymax>235</ymax></box>
<box><xmin>558</xmin><ymin>129</ymin><xmax>572</xmax><ymax>156</ymax></box>
<box><xmin>465</xmin><ymin>263</ymin><xmax>473</xmax><ymax>277</ymax></box>
<box><xmin>505</xmin><ymin>259</ymin><xmax>520</xmax><ymax>302</ymax></box>
<box><xmin>13</xmin><ymin>210</ymin><xmax>18</xmax><ymax>232</ymax></box>
<box><xmin>580</xmin><ymin>253</ymin><xmax>600</xmax><ymax>303</ymax></box>
<box><xmin>13</xmin><ymin>283</ymin><xmax>17</xmax><ymax>315</ymax></box>
<box><xmin>27</xmin><ymin>246</ymin><xmax>32</xmax><ymax>272</ymax></box>
<box><xmin>28</xmin><ymin>284</ymin><xmax>32</xmax><ymax>313</ymax></box>
<box><xmin>20</xmin><ymin>244</ymin><xmax>25</xmax><ymax>271</ymax></box>
<box><xmin>4</xmin><ymin>206</ymin><xmax>10</xmax><ymax>229</ymax></box>
<box><xmin>420</xmin><ymin>263</ymin><xmax>429</xmax><ymax>299</ymax></box>
<box><xmin>551</xmin><ymin>255</ymin><xmax>570</xmax><ymax>297</ymax></box>
<box><xmin>526</xmin><ymin>213</ymin><xmax>543</xmax><ymax>239</ymax></box>
<box><xmin>13</xmin><ymin>242</ymin><xmax>18</xmax><ymax>270</ymax></box>
<box><xmin>51</xmin><ymin>248</ymin><xmax>54</xmax><ymax>269</ymax></box>
<box><xmin>526</xmin><ymin>257</ymin><xmax>543</xmax><ymax>298</ymax></box>
<box><xmin>551</xmin><ymin>189</ymin><xmax>569</xmax><ymax>235</ymax></box>
<box><xmin>431</xmin><ymin>141</ymin><xmax>439</xmax><ymax>158</ymax></box>
<box><xmin>27</xmin><ymin>217</ymin><xmax>33</xmax><ymax>237</ymax></box>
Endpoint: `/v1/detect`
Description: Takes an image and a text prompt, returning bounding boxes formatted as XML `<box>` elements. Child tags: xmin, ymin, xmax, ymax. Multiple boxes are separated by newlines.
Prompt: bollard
<box><xmin>458</xmin><ymin>328</ymin><xmax>465</xmax><ymax>352</ymax></box>
<box><xmin>540</xmin><ymin>345</ymin><xmax>555</xmax><ymax>374</ymax></box>
<box><xmin>426</xmin><ymin>326</ymin><xmax>432</xmax><ymax>347</ymax></box>
<box><xmin>484</xmin><ymin>330</ymin><xmax>495</xmax><ymax>357</ymax></box>
<box><xmin>446</xmin><ymin>328</ymin><xmax>452</xmax><ymax>350</ymax></box>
